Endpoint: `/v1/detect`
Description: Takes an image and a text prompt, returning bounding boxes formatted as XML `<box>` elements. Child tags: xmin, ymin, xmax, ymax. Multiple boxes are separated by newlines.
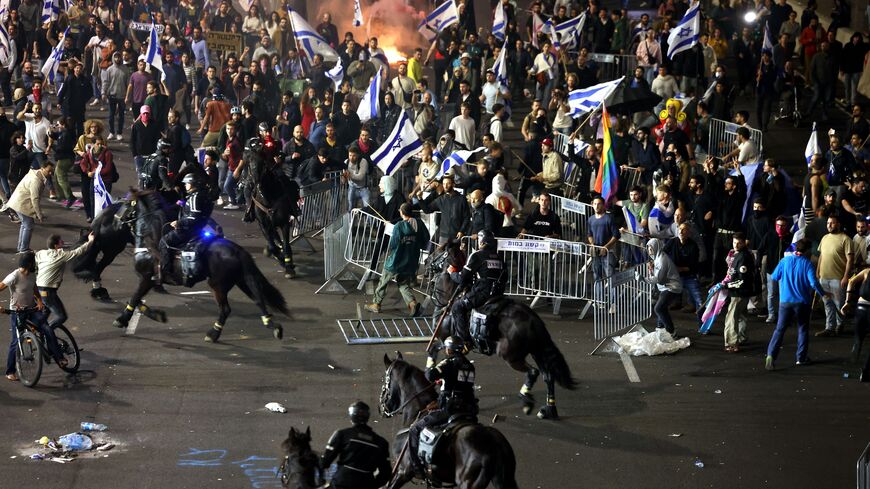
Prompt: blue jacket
<box><xmin>771</xmin><ymin>254</ymin><xmax>826</xmax><ymax>304</ymax></box>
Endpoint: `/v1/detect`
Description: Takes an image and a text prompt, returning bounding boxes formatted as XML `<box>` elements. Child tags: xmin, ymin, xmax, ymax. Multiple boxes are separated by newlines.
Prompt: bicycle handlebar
<box><xmin>0</xmin><ymin>306</ymin><xmax>39</xmax><ymax>315</ymax></box>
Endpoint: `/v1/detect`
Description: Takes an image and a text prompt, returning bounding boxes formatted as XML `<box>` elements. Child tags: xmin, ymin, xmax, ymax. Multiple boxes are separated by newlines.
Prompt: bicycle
<box><xmin>1</xmin><ymin>307</ymin><xmax>80</xmax><ymax>387</ymax></box>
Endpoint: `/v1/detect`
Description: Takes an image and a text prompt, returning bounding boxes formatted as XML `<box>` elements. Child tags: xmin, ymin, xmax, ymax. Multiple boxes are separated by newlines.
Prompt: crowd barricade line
<box><xmin>316</xmin><ymin>212</ymin><xmax>360</xmax><ymax>295</ymax></box>
<box><xmin>588</xmin><ymin>53</ymin><xmax>639</xmax><ymax>82</ymax></box>
<box><xmin>291</xmin><ymin>177</ymin><xmax>349</xmax><ymax>247</ymax></box>
<box><xmin>550</xmin><ymin>194</ymin><xmax>593</xmax><ymax>243</ymax></box>
<box><xmin>706</xmin><ymin>118</ymin><xmax>764</xmax><ymax>160</ymax></box>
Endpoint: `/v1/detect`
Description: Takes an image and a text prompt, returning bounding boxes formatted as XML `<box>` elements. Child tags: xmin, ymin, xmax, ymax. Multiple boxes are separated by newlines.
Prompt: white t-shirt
<box><xmin>737</xmin><ymin>139</ymin><xmax>758</xmax><ymax>165</ymax></box>
<box><xmin>448</xmin><ymin>116</ymin><xmax>476</xmax><ymax>149</ymax></box>
<box><xmin>23</xmin><ymin>114</ymin><xmax>52</xmax><ymax>154</ymax></box>
<box><xmin>489</xmin><ymin>115</ymin><xmax>503</xmax><ymax>143</ymax></box>
<box><xmin>3</xmin><ymin>269</ymin><xmax>36</xmax><ymax>310</ymax></box>
<box><xmin>480</xmin><ymin>82</ymin><xmax>501</xmax><ymax>114</ymax></box>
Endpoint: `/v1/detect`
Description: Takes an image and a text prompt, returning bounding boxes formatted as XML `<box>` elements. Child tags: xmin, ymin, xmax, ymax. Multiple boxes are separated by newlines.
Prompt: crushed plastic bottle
<box><xmin>265</xmin><ymin>402</ymin><xmax>287</xmax><ymax>413</ymax></box>
<box><xmin>81</xmin><ymin>422</ymin><xmax>108</xmax><ymax>432</ymax></box>
<box><xmin>38</xmin><ymin>436</ymin><xmax>50</xmax><ymax>445</ymax></box>
<box><xmin>58</xmin><ymin>433</ymin><xmax>94</xmax><ymax>451</ymax></box>
<box><xmin>693</xmin><ymin>459</ymin><xmax>705</xmax><ymax>468</ymax></box>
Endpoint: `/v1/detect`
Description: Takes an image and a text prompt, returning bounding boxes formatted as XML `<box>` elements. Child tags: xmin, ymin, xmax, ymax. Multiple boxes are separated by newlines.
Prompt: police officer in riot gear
<box><xmin>409</xmin><ymin>336</ymin><xmax>478</xmax><ymax>476</ymax></box>
<box><xmin>139</xmin><ymin>138</ymin><xmax>173</xmax><ymax>190</ymax></box>
<box><xmin>159</xmin><ymin>174</ymin><xmax>214</xmax><ymax>278</ymax></box>
<box><xmin>320</xmin><ymin>401</ymin><xmax>392</xmax><ymax>489</ymax></box>
<box><xmin>449</xmin><ymin>229</ymin><xmax>506</xmax><ymax>342</ymax></box>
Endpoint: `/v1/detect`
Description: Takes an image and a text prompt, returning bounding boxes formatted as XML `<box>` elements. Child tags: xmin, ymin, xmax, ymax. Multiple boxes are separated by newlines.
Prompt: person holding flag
<box><xmin>78</xmin><ymin>135</ymin><xmax>114</xmax><ymax>223</ymax></box>
<box><xmin>594</xmin><ymin>104</ymin><xmax>619</xmax><ymax>205</ymax></box>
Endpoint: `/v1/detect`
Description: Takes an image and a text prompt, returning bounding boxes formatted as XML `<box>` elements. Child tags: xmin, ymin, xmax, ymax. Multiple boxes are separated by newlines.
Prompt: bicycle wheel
<box><xmin>53</xmin><ymin>325</ymin><xmax>80</xmax><ymax>373</ymax></box>
<box><xmin>16</xmin><ymin>331</ymin><xmax>43</xmax><ymax>388</ymax></box>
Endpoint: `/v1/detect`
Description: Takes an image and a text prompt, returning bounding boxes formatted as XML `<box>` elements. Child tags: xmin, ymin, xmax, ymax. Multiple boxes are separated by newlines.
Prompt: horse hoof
<box><xmin>284</xmin><ymin>270</ymin><xmax>296</xmax><ymax>279</ymax></box>
<box><xmin>153</xmin><ymin>285</ymin><xmax>169</xmax><ymax>294</ymax></box>
<box><xmin>537</xmin><ymin>405</ymin><xmax>559</xmax><ymax>420</ymax></box>
<box><xmin>112</xmin><ymin>318</ymin><xmax>127</xmax><ymax>329</ymax></box>
<box><xmin>272</xmin><ymin>325</ymin><xmax>284</xmax><ymax>340</ymax></box>
<box><xmin>204</xmin><ymin>328</ymin><xmax>221</xmax><ymax>343</ymax></box>
<box><xmin>519</xmin><ymin>393</ymin><xmax>535</xmax><ymax>415</ymax></box>
<box><xmin>263</xmin><ymin>247</ymin><xmax>272</xmax><ymax>257</ymax></box>
<box><xmin>154</xmin><ymin>310</ymin><xmax>168</xmax><ymax>323</ymax></box>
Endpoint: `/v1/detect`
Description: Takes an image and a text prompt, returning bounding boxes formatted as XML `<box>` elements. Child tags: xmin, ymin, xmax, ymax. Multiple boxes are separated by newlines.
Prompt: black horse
<box><xmin>76</xmin><ymin>190</ymin><xmax>288</xmax><ymax>342</ymax></box>
<box><xmin>279</xmin><ymin>427</ymin><xmax>323</xmax><ymax>489</ymax></box>
<box><xmin>380</xmin><ymin>352</ymin><xmax>519</xmax><ymax>489</ymax></box>
<box><xmin>245</xmin><ymin>150</ymin><xmax>299</xmax><ymax>279</ymax></box>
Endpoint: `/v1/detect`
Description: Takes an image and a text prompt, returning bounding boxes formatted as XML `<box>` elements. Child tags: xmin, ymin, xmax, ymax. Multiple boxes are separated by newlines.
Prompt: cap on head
<box><xmin>541</xmin><ymin>138</ymin><xmax>553</xmax><ymax>147</ymax></box>
<box><xmin>140</xmin><ymin>105</ymin><xmax>152</xmax><ymax>115</ymax></box>
<box><xmin>230</xmin><ymin>106</ymin><xmax>242</xmax><ymax>115</ymax></box>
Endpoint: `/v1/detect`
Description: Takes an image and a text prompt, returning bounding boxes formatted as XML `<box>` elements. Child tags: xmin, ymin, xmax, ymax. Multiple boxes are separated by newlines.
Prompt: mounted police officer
<box><xmin>409</xmin><ymin>336</ymin><xmax>478</xmax><ymax>477</ymax></box>
<box><xmin>159</xmin><ymin>174</ymin><xmax>214</xmax><ymax>279</ymax></box>
<box><xmin>320</xmin><ymin>401</ymin><xmax>392</xmax><ymax>489</ymax></box>
<box><xmin>139</xmin><ymin>138</ymin><xmax>173</xmax><ymax>190</ymax></box>
<box><xmin>449</xmin><ymin>229</ymin><xmax>506</xmax><ymax>342</ymax></box>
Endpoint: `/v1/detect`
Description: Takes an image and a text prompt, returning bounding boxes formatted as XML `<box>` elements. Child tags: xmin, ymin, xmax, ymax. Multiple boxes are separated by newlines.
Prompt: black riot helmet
<box><xmin>444</xmin><ymin>336</ymin><xmax>465</xmax><ymax>355</ymax></box>
<box><xmin>245</xmin><ymin>136</ymin><xmax>263</xmax><ymax>152</ymax></box>
<box><xmin>157</xmin><ymin>138</ymin><xmax>172</xmax><ymax>152</ymax></box>
<box><xmin>348</xmin><ymin>401</ymin><xmax>370</xmax><ymax>425</ymax></box>
<box><xmin>477</xmin><ymin>229</ymin><xmax>496</xmax><ymax>249</ymax></box>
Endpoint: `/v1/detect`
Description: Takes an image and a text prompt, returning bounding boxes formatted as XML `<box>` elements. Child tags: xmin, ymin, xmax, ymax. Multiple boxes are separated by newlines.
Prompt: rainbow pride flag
<box><xmin>593</xmin><ymin>104</ymin><xmax>619</xmax><ymax>204</ymax></box>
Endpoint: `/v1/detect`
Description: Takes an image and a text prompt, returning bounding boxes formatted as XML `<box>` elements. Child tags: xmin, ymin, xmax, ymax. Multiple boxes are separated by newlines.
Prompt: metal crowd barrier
<box><xmin>590</xmin><ymin>263</ymin><xmax>655</xmax><ymax>354</ymax></box>
<box><xmin>550</xmin><ymin>194</ymin><xmax>593</xmax><ymax>242</ymax></box>
<box><xmin>859</xmin><ymin>442</ymin><xmax>870</xmax><ymax>489</ymax></box>
<box><xmin>316</xmin><ymin>212</ymin><xmax>360</xmax><ymax>295</ymax></box>
<box><xmin>291</xmin><ymin>177</ymin><xmax>348</xmax><ymax>244</ymax></box>
<box><xmin>706</xmin><ymin>118</ymin><xmax>764</xmax><ymax>160</ymax></box>
<box><xmin>619</xmin><ymin>166</ymin><xmax>644</xmax><ymax>192</ymax></box>
<box><xmin>589</xmin><ymin>53</ymin><xmax>638</xmax><ymax>82</ymax></box>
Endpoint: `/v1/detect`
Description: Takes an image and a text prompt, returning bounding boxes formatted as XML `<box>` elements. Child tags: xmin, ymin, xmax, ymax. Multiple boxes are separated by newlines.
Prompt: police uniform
<box><xmin>139</xmin><ymin>151</ymin><xmax>171</xmax><ymax>190</ymax></box>
<box><xmin>450</xmin><ymin>247</ymin><xmax>506</xmax><ymax>340</ymax></box>
<box><xmin>408</xmin><ymin>351</ymin><xmax>477</xmax><ymax>472</ymax></box>
<box><xmin>159</xmin><ymin>190</ymin><xmax>213</xmax><ymax>273</ymax></box>
<box><xmin>321</xmin><ymin>425</ymin><xmax>391</xmax><ymax>489</ymax></box>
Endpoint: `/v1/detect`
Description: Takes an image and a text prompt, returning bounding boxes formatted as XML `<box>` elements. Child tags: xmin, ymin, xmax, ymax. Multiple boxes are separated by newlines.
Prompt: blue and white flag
<box><xmin>144</xmin><ymin>19</ymin><xmax>164</xmax><ymax>80</ymax></box>
<box><xmin>805</xmin><ymin>122</ymin><xmax>820</xmax><ymax>166</ymax></box>
<box><xmin>762</xmin><ymin>21</ymin><xmax>774</xmax><ymax>53</ymax></box>
<box><xmin>93</xmin><ymin>163</ymin><xmax>113</xmax><ymax>217</ymax></box>
<box><xmin>0</xmin><ymin>11</ymin><xmax>11</xmax><ymax>68</ymax></box>
<box><xmin>353</xmin><ymin>0</ymin><xmax>364</xmax><ymax>27</ymax></box>
<box><xmin>553</xmin><ymin>13</ymin><xmax>586</xmax><ymax>50</ymax></box>
<box><xmin>492</xmin><ymin>2</ymin><xmax>506</xmax><ymax>41</ymax></box>
<box><xmin>417</xmin><ymin>0</ymin><xmax>458</xmax><ymax>43</ymax></box>
<box><xmin>667</xmin><ymin>0</ymin><xmax>700</xmax><ymax>59</ymax></box>
<box><xmin>567</xmin><ymin>76</ymin><xmax>624</xmax><ymax>117</ymax></box>
<box><xmin>287</xmin><ymin>8</ymin><xmax>339</xmax><ymax>63</ymax></box>
<box><xmin>622</xmin><ymin>206</ymin><xmax>640</xmax><ymax>233</ymax></box>
<box><xmin>540</xmin><ymin>19</ymin><xmax>557</xmax><ymax>45</ymax></box>
<box><xmin>701</xmin><ymin>79</ymin><xmax>717</xmax><ymax>101</ymax></box>
<box><xmin>357</xmin><ymin>67</ymin><xmax>382</xmax><ymax>123</ymax></box>
<box><xmin>728</xmin><ymin>162</ymin><xmax>761</xmax><ymax>220</ymax></box>
<box><xmin>326</xmin><ymin>57</ymin><xmax>344</xmax><ymax>92</ymax></box>
<box><xmin>41</xmin><ymin>0</ymin><xmax>64</xmax><ymax>25</ymax></box>
<box><xmin>436</xmin><ymin>147</ymin><xmax>487</xmax><ymax>179</ymax></box>
<box><xmin>41</xmin><ymin>26</ymin><xmax>68</xmax><ymax>84</ymax></box>
<box><xmin>648</xmin><ymin>200</ymin><xmax>675</xmax><ymax>237</ymax></box>
<box><xmin>785</xmin><ymin>212</ymin><xmax>806</xmax><ymax>254</ymax></box>
<box><xmin>372</xmin><ymin>112</ymin><xmax>423</xmax><ymax>176</ymax></box>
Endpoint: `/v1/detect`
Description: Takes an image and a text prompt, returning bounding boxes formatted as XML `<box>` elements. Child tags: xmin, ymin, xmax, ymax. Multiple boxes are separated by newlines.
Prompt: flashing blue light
<box><xmin>202</xmin><ymin>231</ymin><xmax>213</xmax><ymax>239</ymax></box>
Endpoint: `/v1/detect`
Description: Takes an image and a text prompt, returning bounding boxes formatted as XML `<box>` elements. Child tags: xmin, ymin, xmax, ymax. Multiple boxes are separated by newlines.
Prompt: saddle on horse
<box><xmin>416</xmin><ymin>417</ymin><xmax>477</xmax><ymax>485</ymax></box>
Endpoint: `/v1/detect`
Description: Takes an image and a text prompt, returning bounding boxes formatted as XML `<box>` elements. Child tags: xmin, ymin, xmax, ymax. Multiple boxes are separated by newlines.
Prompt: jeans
<box><xmin>644</xmin><ymin>66</ymin><xmax>657</xmax><ymax>85</ymax></box>
<box><xmin>820</xmin><ymin>278</ymin><xmax>845</xmax><ymax>330</ymax></box>
<box><xmin>0</xmin><ymin>158</ymin><xmax>10</xmax><ymax>199</ymax></box>
<box><xmin>654</xmin><ymin>289</ymin><xmax>679</xmax><ymax>333</ymax></box>
<box><xmin>766</xmin><ymin>273</ymin><xmax>779</xmax><ymax>319</ymax></box>
<box><xmin>536</xmin><ymin>77</ymin><xmax>556</xmax><ymax>108</ymax></box>
<box><xmin>807</xmin><ymin>83</ymin><xmax>834</xmax><ymax>118</ymax></box>
<box><xmin>134</xmin><ymin>155</ymin><xmax>145</xmax><ymax>187</ymax></box>
<box><xmin>724</xmin><ymin>295</ymin><xmax>749</xmax><ymax>346</ymax></box>
<box><xmin>844</xmin><ymin>72</ymin><xmax>861</xmax><ymax>106</ymax></box>
<box><xmin>372</xmin><ymin>270</ymin><xmax>416</xmax><ymax>308</ymax></box>
<box><xmin>223</xmin><ymin>171</ymin><xmax>239</xmax><ymax>204</ymax></box>
<box><xmin>107</xmin><ymin>96</ymin><xmax>125</xmax><ymax>135</ymax></box>
<box><xmin>6</xmin><ymin>309</ymin><xmax>62</xmax><ymax>375</ymax></box>
<box><xmin>592</xmin><ymin>253</ymin><xmax>615</xmax><ymax>303</ymax></box>
<box><xmin>756</xmin><ymin>93</ymin><xmax>773</xmax><ymax>130</ymax></box>
<box><xmin>767</xmin><ymin>302</ymin><xmax>811</xmax><ymax>363</ymax></box>
<box><xmin>38</xmin><ymin>287</ymin><xmax>67</xmax><ymax>328</ymax></box>
<box><xmin>348</xmin><ymin>184</ymin><xmax>370</xmax><ymax>210</ymax></box>
<box><xmin>16</xmin><ymin>212</ymin><xmax>34</xmax><ymax>252</ymax></box>
<box><xmin>681</xmin><ymin>276</ymin><xmax>703</xmax><ymax>310</ymax></box>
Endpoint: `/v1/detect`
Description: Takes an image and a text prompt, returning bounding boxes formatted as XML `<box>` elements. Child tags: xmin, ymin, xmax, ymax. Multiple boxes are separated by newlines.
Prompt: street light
<box><xmin>743</xmin><ymin>11</ymin><xmax>758</xmax><ymax>23</ymax></box>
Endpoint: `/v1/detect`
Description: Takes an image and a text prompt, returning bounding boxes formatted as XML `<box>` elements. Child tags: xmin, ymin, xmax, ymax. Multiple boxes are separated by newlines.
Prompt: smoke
<box><xmin>312</xmin><ymin>0</ymin><xmax>429</xmax><ymax>60</ymax></box>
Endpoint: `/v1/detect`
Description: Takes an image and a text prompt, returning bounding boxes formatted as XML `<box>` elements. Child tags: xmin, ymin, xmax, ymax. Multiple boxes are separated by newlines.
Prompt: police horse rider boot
<box><xmin>409</xmin><ymin>336</ymin><xmax>478</xmax><ymax>479</ymax></box>
<box><xmin>317</xmin><ymin>401</ymin><xmax>392</xmax><ymax>489</ymax></box>
<box><xmin>431</xmin><ymin>230</ymin><xmax>578</xmax><ymax>420</ymax></box>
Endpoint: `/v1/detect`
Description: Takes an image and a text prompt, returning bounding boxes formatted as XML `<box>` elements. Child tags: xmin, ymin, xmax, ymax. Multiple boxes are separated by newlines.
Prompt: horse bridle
<box><xmin>379</xmin><ymin>361</ymin><xmax>435</xmax><ymax>418</ymax></box>
<box><xmin>277</xmin><ymin>453</ymin><xmax>322</xmax><ymax>488</ymax></box>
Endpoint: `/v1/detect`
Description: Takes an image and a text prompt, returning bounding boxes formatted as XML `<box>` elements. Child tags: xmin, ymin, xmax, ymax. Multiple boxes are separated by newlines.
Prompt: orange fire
<box><xmin>381</xmin><ymin>45</ymin><xmax>407</xmax><ymax>64</ymax></box>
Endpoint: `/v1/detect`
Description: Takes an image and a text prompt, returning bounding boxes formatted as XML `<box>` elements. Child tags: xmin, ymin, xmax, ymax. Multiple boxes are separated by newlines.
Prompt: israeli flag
<box><xmin>357</xmin><ymin>67</ymin><xmax>382</xmax><ymax>123</ymax></box>
<box><xmin>491</xmin><ymin>40</ymin><xmax>512</xmax><ymax>118</ymax></box>
<box><xmin>762</xmin><ymin>21</ymin><xmax>774</xmax><ymax>53</ymax></box>
<box><xmin>93</xmin><ymin>163</ymin><xmax>113</xmax><ymax>217</ymax></box>
<box><xmin>144</xmin><ymin>19</ymin><xmax>164</xmax><ymax>80</ymax></box>
<box><xmin>492</xmin><ymin>2</ymin><xmax>506</xmax><ymax>41</ymax></box>
<box><xmin>417</xmin><ymin>0</ymin><xmax>459</xmax><ymax>43</ymax></box>
<box><xmin>622</xmin><ymin>206</ymin><xmax>639</xmax><ymax>233</ymax></box>
<box><xmin>553</xmin><ymin>13</ymin><xmax>586</xmax><ymax>50</ymax></box>
<box><xmin>567</xmin><ymin>76</ymin><xmax>624</xmax><ymax>117</ymax></box>
<box><xmin>371</xmin><ymin>112</ymin><xmax>424</xmax><ymax>176</ymax></box>
<box><xmin>0</xmin><ymin>12</ymin><xmax>11</xmax><ymax>68</ymax></box>
<box><xmin>41</xmin><ymin>0</ymin><xmax>63</xmax><ymax>25</ymax></box>
<box><xmin>540</xmin><ymin>19</ymin><xmax>557</xmax><ymax>45</ymax></box>
<box><xmin>701</xmin><ymin>79</ymin><xmax>717</xmax><ymax>101</ymax></box>
<box><xmin>785</xmin><ymin>212</ymin><xmax>806</xmax><ymax>253</ymax></box>
<box><xmin>805</xmin><ymin>122</ymin><xmax>819</xmax><ymax>166</ymax></box>
<box><xmin>287</xmin><ymin>8</ymin><xmax>339</xmax><ymax>63</ymax></box>
<box><xmin>326</xmin><ymin>57</ymin><xmax>344</xmax><ymax>93</ymax></box>
<box><xmin>238</xmin><ymin>0</ymin><xmax>254</xmax><ymax>12</ymax></box>
<box><xmin>353</xmin><ymin>0</ymin><xmax>364</xmax><ymax>27</ymax></box>
<box><xmin>436</xmin><ymin>147</ymin><xmax>487</xmax><ymax>179</ymax></box>
<box><xmin>41</xmin><ymin>26</ymin><xmax>68</xmax><ymax>84</ymax></box>
<box><xmin>667</xmin><ymin>1</ymin><xmax>700</xmax><ymax>60</ymax></box>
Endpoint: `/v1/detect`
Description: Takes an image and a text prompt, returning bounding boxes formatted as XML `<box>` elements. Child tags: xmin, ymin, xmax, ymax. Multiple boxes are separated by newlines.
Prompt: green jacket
<box><xmin>384</xmin><ymin>218</ymin><xmax>429</xmax><ymax>275</ymax></box>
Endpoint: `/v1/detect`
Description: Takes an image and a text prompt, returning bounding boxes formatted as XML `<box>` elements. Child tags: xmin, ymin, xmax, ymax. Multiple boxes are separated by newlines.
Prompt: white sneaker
<box><xmin>108</xmin><ymin>133</ymin><xmax>115</xmax><ymax>140</ymax></box>
<box><xmin>223</xmin><ymin>204</ymin><xmax>240</xmax><ymax>210</ymax></box>
<box><xmin>216</xmin><ymin>197</ymin><xmax>225</xmax><ymax>206</ymax></box>
<box><xmin>89</xmin><ymin>99</ymin><xmax>99</xmax><ymax>106</ymax></box>
<box><xmin>115</xmin><ymin>134</ymin><xmax>123</xmax><ymax>141</ymax></box>
<box><xmin>185</xmin><ymin>124</ymin><xmax>190</xmax><ymax>130</ymax></box>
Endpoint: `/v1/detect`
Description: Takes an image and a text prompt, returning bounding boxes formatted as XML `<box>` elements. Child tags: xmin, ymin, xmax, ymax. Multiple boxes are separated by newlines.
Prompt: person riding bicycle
<box><xmin>139</xmin><ymin>138</ymin><xmax>173</xmax><ymax>190</ymax></box>
<box><xmin>409</xmin><ymin>336</ymin><xmax>478</xmax><ymax>477</ymax></box>
<box><xmin>159</xmin><ymin>174</ymin><xmax>214</xmax><ymax>278</ymax></box>
<box><xmin>449</xmin><ymin>229</ymin><xmax>506</xmax><ymax>342</ymax></box>
<box><xmin>35</xmin><ymin>232</ymin><xmax>95</xmax><ymax>330</ymax></box>
<box><xmin>320</xmin><ymin>401</ymin><xmax>392</xmax><ymax>489</ymax></box>
<box><xmin>0</xmin><ymin>251</ymin><xmax>66</xmax><ymax>381</ymax></box>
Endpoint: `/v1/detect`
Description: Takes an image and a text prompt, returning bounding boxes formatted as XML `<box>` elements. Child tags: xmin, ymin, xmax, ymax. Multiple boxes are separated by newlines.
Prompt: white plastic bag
<box><xmin>614</xmin><ymin>328</ymin><xmax>691</xmax><ymax>356</ymax></box>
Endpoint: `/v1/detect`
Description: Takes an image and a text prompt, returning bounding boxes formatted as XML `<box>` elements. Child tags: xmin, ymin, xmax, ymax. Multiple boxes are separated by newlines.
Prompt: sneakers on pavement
<box><xmin>815</xmin><ymin>329</ymin><xmax>836</xmax><ymax>337</ymax></box>
<box><xmin>108</xmin><ymin>133</ymin><xmax>115</xmax><ymax>140</ymax></box>
<box><xmin>364</xmin><ymin>303</ymin><xmax>380</xmax><ymax>313</ymax></box>
<box><xmin>764</xmin><ymin>355</ymin><xmax>775</xmax><ymax>371</ymax></box>
<box><xmin>765</xmin><ymin>316</ymin><xmax>777</xmax><ymax>324</ymax></box>
<box><xmin>223</xmin><ymin>203</ymin><xmax>240</xmax><ymax>210</ymax></box>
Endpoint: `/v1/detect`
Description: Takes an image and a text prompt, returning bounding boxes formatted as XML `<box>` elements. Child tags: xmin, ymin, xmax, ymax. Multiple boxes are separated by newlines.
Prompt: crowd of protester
<box><xmin>0</xmin><ymin>0</ymin><xmax>866</xmax><ymax>378</ymax></box>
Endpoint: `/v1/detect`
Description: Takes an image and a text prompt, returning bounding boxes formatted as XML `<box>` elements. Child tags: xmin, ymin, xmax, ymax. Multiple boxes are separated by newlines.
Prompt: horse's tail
<box><xmin>530</xmin><ymin>312</ymin><xmax>578</xmax><ymax>390</ymax></box>
<box><xmin>238</xmin><ymin>245</ymin><xmax>290</xmax><ymax>316</ymax></box>
<box><xmin>72</xmin><ymin>202</ymin><xmax>124</xmax><ymax>281</ymax></box>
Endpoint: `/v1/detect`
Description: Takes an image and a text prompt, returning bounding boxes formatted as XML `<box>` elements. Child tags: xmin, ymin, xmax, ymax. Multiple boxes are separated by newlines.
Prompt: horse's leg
<box><xmin>91</xmin><ymin>248</ymin><xmax>121</xmax><ymax>300</ymax></box>
<box><xmin>280</xmin><ymin>213</ymin><xmax>295</xmax><ymax>279</ymax></box>
<box><xmin>237</xmin><ymin>270</ymin><xmax>283</xmax><ymax>341</ymax></box>
<box><xmin>204</xmin><ymin>283</ymin><xmax>231</xmax><ymax>343</ymax></box>
<box><xmin>508</xmin><ymin>359</ymin><xmax>539</xmax><ymax>415</ymax></box>
<box><xmin>537</xmin><ymin>371</ymin><xmax>559</xmax><ymax>420</ymax></box>
<box><xmin>113</xmin><ymin>277</ymin><xmax>157</xmax><ymax>328</ymax></box>
<box><xmin>256</xmin><ymin>213</ymin><xmax>279</xmax><ymax>258</ymax></box>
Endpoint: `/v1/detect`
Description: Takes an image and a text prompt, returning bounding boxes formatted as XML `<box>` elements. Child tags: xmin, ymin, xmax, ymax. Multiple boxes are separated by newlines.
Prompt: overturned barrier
<box><xmin>291</xmin><ymin>178</ymin><xmax>348</xmax><ymax>244</ymax></box>
<box><xmin>316</xmin><ymin>212</ymin><xmax>360</xmax><ymax>294</ymax></box>
<box><xmin>590</xmin><ymin>263</ymin><xmax>655</xmax><ymax>354</ymax></box>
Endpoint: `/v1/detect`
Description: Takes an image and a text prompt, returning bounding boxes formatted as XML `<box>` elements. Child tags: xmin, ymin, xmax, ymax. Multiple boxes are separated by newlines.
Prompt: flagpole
<box><xmin>286</xmin><ymin>9</ymin><xmax>308</xmax><ymax>79</ymax></box>
<box><xmin>568</xmin><ymin>104</ymin><xmax>599</xmax><ymax>140</ymax></box>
